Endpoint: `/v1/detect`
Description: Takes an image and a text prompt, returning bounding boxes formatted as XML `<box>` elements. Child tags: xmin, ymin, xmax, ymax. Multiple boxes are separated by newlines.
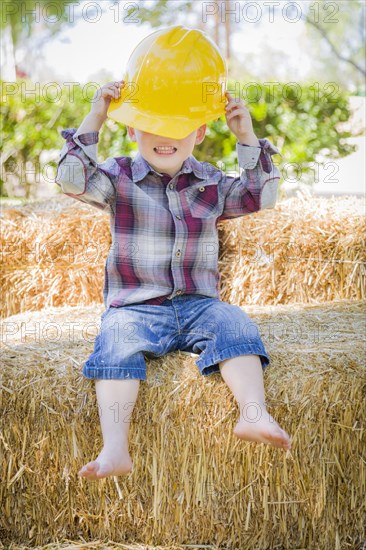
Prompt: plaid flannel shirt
<box><xmin>55</xmin><ymin>128</ymin><xmax>282</xmax><ymax>308</ymax></box>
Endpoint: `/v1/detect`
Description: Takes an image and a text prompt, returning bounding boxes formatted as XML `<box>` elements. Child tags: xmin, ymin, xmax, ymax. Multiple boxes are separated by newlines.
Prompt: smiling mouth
<box><xmin>154</xmin><ymin>146</ymin><xmax>177</xmax><ymax>156</ymax></box>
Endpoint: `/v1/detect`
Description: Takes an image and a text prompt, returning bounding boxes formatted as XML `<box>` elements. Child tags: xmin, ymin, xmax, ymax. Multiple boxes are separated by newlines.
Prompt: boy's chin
<box><xmin>149</xmin><ymin>154</ymin><xmax>180</xmax><ymax>167</ymax></box>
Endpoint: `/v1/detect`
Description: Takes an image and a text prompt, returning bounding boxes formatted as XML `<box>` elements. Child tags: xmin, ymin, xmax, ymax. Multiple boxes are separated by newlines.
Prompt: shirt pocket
<box><xmin>183</xmin><ymin>183</ymin><xmax>220</xmax><ymax>219</ymax></box>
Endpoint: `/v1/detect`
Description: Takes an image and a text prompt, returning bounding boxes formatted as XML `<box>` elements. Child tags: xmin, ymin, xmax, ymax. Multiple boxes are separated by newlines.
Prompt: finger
<box><xmin>226</xmin><ymin>111</ymin><xmax>241</xmax><ymax>121</ymax></box>
<box><xmin>226</xmin><ymin>108</ymin><xmax>245</xmax><ymax>121</ymax></box>
<box><xmin>106</xmin><ymin>84</ymin><xmax>121</xmax><ymax>94</ymax></box>
<box><xmin>227</xmin><ymin>104</ymin><xmax>245</xmax><ymax>111</ymax></box>
<box><xmin>225</xmin><ymin>92</ymin><xmax>239</xmax><ymax>105</ymax></box>
<box><xmin>225</xmin><ymin>94</ymin><xmax>237</xmax><ymax>103</ymax></box>
<box><xmin>226</xmin><ymin>92</ymin><xmax>242</xmax><ymax>104</ymax></box>
<box><xmin>103</xmin><ymin>88</ymin><xmax>119</xmax><ymax>98</ymax></box>
<box><xmin>225</xmin><ymin>104</ymin><xmax>245</xmax><ymax>115</ymax></box>
<box><xmin>225</xmin><ymin>102</ymin><xmax>237</xmax><ymax>112</ymax></box>
<box><xmin>113</xmin><ymin>80</ymin><xmax>125</xmax><ymax>89</ymax></box>
<box><xmin>112</xmin><ymin>84</ymin><xmax>122</xmax><ymax>93</ymax></box>
<box><xmin>106</xmin><ymin>82</ymin><xmax>122</xmax><ymax>91</ymax></box>
<box><xmin>104</xmin><ymin>89</ymin><xmax>119</xmax><ymax>98</ymax></box>
<box><xmin>225</xmin><ymin>98</ymin><xmax>244</xmax><ymax>108</ymax></box>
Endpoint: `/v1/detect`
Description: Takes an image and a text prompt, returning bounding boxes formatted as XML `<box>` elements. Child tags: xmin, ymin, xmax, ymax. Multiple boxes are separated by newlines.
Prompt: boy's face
<box><xmin>127</xmin><ymin>125</ymin><xmax>206</xmax><ymax>178</ymax></box>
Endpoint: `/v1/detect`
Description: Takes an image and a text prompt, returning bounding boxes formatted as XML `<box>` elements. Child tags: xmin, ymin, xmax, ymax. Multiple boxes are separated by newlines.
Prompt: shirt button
<box><xmin>169</xmin><ymin>183</ymin><xmax>174</xmax><ymax>190</ymax></box>
<box><xmin>176</xmin><ymin>289</ymin><xmax>182</xmax><ymax>295</ymax></box>
<box><xmin>175</xmin><ymin>214</ymin><xmax>181</xmax><ymax>220</ymax></box>
<box><xmin>199</xmin><ymin>186</ymin><xmax>205</xmax><ymax>192</ymax></box>
<box><xmin>176</xmin><ymin>250</ymin><xmax>181</xmax><ymax>257</ymax></box>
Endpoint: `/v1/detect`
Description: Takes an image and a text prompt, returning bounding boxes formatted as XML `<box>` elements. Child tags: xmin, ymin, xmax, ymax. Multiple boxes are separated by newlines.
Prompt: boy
<box><xmin>55</xmin><ymin>80</ymin><xmax>291</xmax><ymax>481</ymax></box>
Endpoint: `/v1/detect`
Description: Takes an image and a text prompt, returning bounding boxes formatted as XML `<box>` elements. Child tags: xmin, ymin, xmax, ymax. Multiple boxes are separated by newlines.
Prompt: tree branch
<box><xmin>302</xmin><ymin>12</ymin><xmax>366</xmax><ymax>77</ymax></box>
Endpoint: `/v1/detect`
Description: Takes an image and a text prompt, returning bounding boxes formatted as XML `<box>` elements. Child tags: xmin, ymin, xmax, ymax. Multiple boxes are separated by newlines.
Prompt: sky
<box><xmin>25</xmin><ymin>0</ymin><xmax>312</xmax><ymax>84</ymax></box>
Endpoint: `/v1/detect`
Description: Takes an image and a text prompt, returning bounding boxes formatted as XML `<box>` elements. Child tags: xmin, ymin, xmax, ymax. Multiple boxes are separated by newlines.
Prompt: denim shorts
<box><xmin>82</xmin><ymin>294</ymin><xmax>270</xmax><ymax>380</ymax></box>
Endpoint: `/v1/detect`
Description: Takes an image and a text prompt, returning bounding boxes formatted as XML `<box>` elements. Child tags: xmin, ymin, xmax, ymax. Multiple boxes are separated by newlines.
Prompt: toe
<box><xmin>86</xmin><ymin>461</ymin><xmax>98</xmax><ymax>471</ymax></box>
<box><xmin>95</xmin><ymin>464</ymin><xmax>110</xmax><ymax>478</ymax></box>
<box><xmin>79</xmin><ymin>461</ymin><xmax>100</xmax><ymax>477</ymax></box>
<box><xmin>263</xmin><ymin>427</ymin><xmax>290</xmax><ymax>448</ymax></box>
<box><xmin>276</xmin><ymin>431</ymin><xmax>290</xmax><ymax>447</ymax></box>
<box><xmin>95</xmin><ymin>469</ymin><xmax>108</xmax><ymax>479</ymax></box>
<box><xmin>277</xmin><ymin>431</ymin><xmax>291</xmax><ymax>449</ymax></box>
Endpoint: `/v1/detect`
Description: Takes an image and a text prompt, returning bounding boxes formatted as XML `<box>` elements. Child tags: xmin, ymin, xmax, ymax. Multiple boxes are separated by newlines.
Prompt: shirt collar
<box><xmin>131</xmin><ymin>152</ymin><xmax>207</xmax><ymax>183</ymax></box>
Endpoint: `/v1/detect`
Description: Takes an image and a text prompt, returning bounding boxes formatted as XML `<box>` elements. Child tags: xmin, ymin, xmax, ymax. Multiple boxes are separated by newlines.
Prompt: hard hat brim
<box><xmin>107</xmin><ymin>101</ymin><xmax>224</xmax><ymax>140</ymax></box>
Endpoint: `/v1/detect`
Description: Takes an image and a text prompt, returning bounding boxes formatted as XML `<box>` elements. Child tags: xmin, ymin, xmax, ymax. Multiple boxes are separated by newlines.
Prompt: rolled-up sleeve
<box><xmin>55</xmin><ymin>128</ymin><xmax>119</xmax><ymax>215</ymax></box>
<box><xmin>218</xmin><ymin>138</ymin><xmax>282</xmax><ymax>220</ymax></box>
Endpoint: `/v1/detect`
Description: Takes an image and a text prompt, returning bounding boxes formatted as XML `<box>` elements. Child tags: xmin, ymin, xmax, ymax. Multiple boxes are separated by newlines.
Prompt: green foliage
<box><xmin>0</xmin><ymin>1</ymin><xmax>80</xmax><ymax>46</ymax></box>
<box><xmin>194</xmin><ymin>80</ymin><xmax>358</xmax><ymax>175</ymax></box>
<box><xmin>0</xmin><ymin>80</ymin><xmax>136</xmax><ymax>197</ymax></box>
<box><xmin>126</xmin><ymin>0</ymin><xmax>194</xmax><ymax>27</ymax></box>
<box><xmin>0</xmin><ymin>79</ymin><xmax>358</xmax><ymax>198</ymax></box>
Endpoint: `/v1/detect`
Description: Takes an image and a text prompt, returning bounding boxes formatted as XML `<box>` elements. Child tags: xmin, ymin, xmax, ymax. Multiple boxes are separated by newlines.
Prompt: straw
<box><xmin>1</xmin><ymin>298</ymin><xmax>365</xmax><ymax>548</ymax></box>
<box><xmin>1</xmin><ymin>194</ymin><xmax>365</xmax><ymax>318</ymax></box>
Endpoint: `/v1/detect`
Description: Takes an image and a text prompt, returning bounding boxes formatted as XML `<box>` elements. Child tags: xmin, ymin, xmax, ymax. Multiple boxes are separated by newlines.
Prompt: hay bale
<box><xmin>218</xmin><ymin>193</ymin><xmax>366</xmax><ymax>305</ymax></box>
<box><xmin>0</xmin><ymin>300</ymin><xmax>365</xmax><ymax>548</ymax></box>
<box><xmin>1</xmin><ymin>195</ymin><xmax>365</xmax><ymax>319</ymax></box>
<box><xmin>0</xmin><ymin>543</ymin><xmax>185</xmax><ymax>550</ymax></box>
<box><xmin>1</xmin><ymin>196</ymin><xmax>110</xmax><ymax>318</ymax></box>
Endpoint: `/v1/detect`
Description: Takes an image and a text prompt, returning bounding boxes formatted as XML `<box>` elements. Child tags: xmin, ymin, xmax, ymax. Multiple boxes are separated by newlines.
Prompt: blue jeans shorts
<box><xmin>82</xmin><ymin>294</ymin><xmax>270</xmax><ymax>380</ymax></box>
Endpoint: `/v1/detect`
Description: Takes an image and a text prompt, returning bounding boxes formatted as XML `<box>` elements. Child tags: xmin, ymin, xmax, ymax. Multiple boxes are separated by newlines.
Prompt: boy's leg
<box><xmin>79</xmin><ymin>300</ymin><xmax>179</xmax><ymax>480</ymax></box>
<box><xmin>78</xmin><ymin>378</ymin><xmax>140</xmax><ymax>479</ymax></box>
<box><xmin>219</xmin><ymin>355</ymin><xmax>291</xmax><ymax>450</ymax></box>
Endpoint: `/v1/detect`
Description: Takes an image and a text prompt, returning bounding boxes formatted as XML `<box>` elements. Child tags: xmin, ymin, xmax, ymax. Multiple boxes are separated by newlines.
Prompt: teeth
<box><xmin>155</xmin><ymin>146</ymin><xmax>175</xmax><ymax>151</ymax></box>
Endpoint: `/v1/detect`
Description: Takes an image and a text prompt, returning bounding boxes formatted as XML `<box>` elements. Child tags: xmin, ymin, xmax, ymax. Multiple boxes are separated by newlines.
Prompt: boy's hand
<box><xmin>90</xmin><ymin>80</ymin><xmax>125</xmax><ymax>121</ymax></box>
<box><xmin>225</xmin><ymin>91</ymin><xmax>257</xmax><ymax>144</ymax></box>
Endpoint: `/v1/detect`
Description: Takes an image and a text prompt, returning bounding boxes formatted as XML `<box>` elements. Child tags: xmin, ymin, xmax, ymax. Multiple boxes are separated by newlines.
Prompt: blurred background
<box><xmin>0</xmin><ymin>0</ymin><xmax>365</xmax><ymax>204</ymax></box>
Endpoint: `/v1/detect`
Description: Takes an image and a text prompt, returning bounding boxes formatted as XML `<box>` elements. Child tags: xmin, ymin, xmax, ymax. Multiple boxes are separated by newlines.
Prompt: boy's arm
<box><xmin>218</xmin><ymin>137</ymin><xmax>282</xmax><ymax>221</ymax></box>
<box><xmin>55</xmin><ymin>80</ymin><xmax>125</xmax><ymax>215</ymax></box>
<box><xmin>55</xmin><ymin>122</ymin><xmax>119</xmax><ymax>215</ymax></box>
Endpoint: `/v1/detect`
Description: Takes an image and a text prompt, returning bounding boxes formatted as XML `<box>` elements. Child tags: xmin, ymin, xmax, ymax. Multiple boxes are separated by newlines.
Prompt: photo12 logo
<box><xmin>201</xmin><ymin>1</ymin><xmax>339</xmax><ymax>24</ymax></box>
<box><xmin>1</xmin><ymin>1</ymin><xmax>141</xmax><ymax>25</ymax></box>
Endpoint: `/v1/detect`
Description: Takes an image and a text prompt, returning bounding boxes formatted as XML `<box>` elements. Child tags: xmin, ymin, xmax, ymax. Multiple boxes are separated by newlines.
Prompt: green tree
<box><xmin>0</xmin><ymin>0</ymin><xmax>80</xmax><ymax>45</ymax></box>
<box><xmin>0</xmin><ymin>79</ymin><xmax>357</xmax><ymax>198</ymax></box>
<box><xmin>299</xmin><ymin>0</ymin><xmax>365</xmax><ymax>90</ymax></box>
<box><xmin>0</xmin><ymin>0</ymin><xmax>81</xmax><ymax>79</ymax></box>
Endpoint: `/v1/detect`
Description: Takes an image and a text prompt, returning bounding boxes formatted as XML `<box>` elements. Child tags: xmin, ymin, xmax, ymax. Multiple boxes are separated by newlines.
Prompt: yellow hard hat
<box><xmin>107</xmin><ymin>25</ymin><xmax>227</xmax><ymax>139</ymax></box>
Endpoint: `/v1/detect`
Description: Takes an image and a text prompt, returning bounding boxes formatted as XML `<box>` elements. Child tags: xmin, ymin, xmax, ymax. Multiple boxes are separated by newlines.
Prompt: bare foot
<box><xmin>78</xmin><ymin>442</ymin><xmax>133</xmax><ymax>480</ymax></box>
<box><xmin>233</xmin><ymin>405</ymin><xmax>291</xmax><ymax>450</ymax></box>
